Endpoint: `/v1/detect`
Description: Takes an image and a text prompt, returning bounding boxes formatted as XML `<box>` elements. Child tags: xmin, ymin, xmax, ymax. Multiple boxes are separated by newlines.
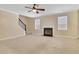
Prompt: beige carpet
<box><xmin>0</xmin><ymin>35</ymin><xmax>79</xmax><ymax>54</ymax></box>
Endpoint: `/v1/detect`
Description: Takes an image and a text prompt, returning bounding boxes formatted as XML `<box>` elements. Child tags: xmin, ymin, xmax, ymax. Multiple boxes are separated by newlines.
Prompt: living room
<box><xmin>0</xmin><ymin>4</ymin><xmax>79</xmax><ymax>54</ymax></box>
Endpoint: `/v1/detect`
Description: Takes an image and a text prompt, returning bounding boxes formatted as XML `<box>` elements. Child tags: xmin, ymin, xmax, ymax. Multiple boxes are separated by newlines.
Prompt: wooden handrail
<box><xmin>18</xmin><ymin>18</ymin><xmax>26</xmax><ymax>31</ymax></box>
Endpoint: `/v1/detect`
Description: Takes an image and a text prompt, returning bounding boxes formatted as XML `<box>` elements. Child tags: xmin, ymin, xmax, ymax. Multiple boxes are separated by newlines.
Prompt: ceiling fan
<box><xmin>25</xmin><ymin>4</ymin><xmax>45</xmax><ymax>14</ymax></box>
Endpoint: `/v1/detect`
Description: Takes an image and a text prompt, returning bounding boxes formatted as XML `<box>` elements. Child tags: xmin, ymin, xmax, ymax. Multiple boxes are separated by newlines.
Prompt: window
<box><xmin>35</xmin><ymin>18</ymin><xmax>40</xmax><ymax>30</ymax></box>
<box><xmin>58</xmin><ymin>16</ymin><xmax>67</xmax><ymax>30</ymax></box>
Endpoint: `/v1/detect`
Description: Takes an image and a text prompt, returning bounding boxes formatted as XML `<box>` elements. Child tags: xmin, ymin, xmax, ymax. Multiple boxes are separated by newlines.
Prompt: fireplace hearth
<box><xmin>44</xmin><ymin>28</ymin><xmax>53</xmax><ymax>37</ymax></box>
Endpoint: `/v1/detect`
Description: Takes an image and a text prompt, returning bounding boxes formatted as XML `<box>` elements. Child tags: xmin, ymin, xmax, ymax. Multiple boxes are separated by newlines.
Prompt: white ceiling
<box><xmin>0</xmin><ymin>4</ymin><xmax>79</xmax><ymax>18</ymax></box>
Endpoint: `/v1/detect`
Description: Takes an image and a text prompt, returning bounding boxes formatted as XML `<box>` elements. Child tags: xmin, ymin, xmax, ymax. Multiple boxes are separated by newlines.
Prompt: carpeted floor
<box><xmin>0</xmin><ymin>35</ymin><xmax>79</xmax><ymax>54</ymax></box>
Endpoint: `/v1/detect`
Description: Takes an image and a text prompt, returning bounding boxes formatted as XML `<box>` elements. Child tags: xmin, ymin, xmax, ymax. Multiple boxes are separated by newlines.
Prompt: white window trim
<box><xmin>35</xmin><ymin>18</ymin><xmax>40</xmax><ymax>30</ymax></box>
<box><xmin>58</xmin><ymin>16</ymin><xmax>67</xmax><ymax>30</ymax></box>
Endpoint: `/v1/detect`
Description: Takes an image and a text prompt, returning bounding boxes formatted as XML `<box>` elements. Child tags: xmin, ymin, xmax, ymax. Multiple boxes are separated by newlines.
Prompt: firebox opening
<box><xmin>44</xmin><ymin>28</ymin><xmax>53</xmax><ymax>37</ymax></box>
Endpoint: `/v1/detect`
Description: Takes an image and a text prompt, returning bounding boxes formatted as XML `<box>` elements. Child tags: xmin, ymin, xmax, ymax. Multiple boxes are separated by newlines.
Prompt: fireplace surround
<box><xmin>44</xmin><ymin>28</ymin><xmax>53</xmax><ymax>37</ymax></box>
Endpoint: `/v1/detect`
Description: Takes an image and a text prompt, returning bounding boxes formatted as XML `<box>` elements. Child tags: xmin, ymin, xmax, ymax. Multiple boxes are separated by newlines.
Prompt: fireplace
<box><xmin>44</xmin><ymin>28</ymin><xmax>53</xmax><ymax>37</ymax></box>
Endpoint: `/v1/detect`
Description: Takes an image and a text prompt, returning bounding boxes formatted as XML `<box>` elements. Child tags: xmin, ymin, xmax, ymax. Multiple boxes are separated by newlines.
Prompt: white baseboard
<box><xmin>0</xmin><ymin>34</ymin><xmax>25</xmax><ymax>40</ymax></box>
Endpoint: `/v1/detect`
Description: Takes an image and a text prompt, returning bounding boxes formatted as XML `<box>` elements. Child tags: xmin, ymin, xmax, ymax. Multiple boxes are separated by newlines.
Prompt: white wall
<box><xmin>0</xmin><ymin>10</ymin><xmax>24</xmax><ymax>40</ymax></box>
<box><xmin>40</xmin><ymin>10</ymin><xmax>79</xmax><ymax>38</ymax></box>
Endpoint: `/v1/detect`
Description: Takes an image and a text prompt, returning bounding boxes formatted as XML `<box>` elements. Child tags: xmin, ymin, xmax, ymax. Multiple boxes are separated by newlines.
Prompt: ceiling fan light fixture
<box><xmin>32</xmin><ymin>9</ymin><xmax>37</xmax><ymax>12</ymax></box>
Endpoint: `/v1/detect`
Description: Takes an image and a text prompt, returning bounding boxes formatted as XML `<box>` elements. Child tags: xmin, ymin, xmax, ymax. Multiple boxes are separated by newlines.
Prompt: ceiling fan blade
<box><xmin>36</xmin><ymin>9</ymin><xmax>45</xmax><ymax>11</ymax></box>
<box><xmin>25</xmin><ymin>6</ymin><xmax>32</xmax><ymax>9</ymax></box>
<box><xmin>25</xmin><ymin>4</ymin><xmax>45</xmax><ymax>14</ymax></box>
<box><xmin>28</xmin><ymin>10</ymin><xmax>32</xmax><ymax>12</ymax></box>
<box><xmin>26</xmin><ymin>10</ymin><xmax>32</xmax><ymax>13</ymax></box>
